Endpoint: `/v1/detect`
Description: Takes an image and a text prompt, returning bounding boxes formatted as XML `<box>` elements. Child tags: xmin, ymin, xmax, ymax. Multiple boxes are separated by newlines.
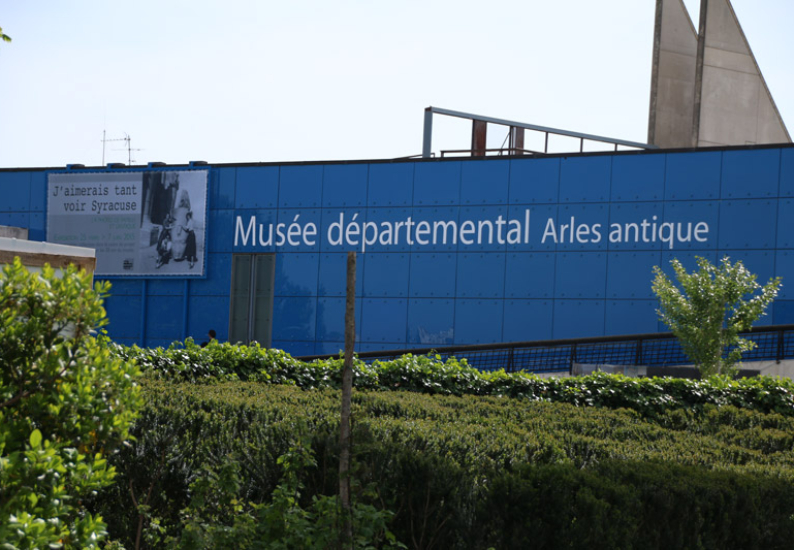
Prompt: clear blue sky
<box><xmin>1</xmin><ymin>0</ymin><xmax>791</xmax><ymax>168</ymax></box>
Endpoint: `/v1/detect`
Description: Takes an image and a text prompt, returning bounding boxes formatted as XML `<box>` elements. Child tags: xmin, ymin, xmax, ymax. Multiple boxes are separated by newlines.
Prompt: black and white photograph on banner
<box><xmin>47</xmin><ymin>170</ymin><xmax>208</xmax><ymax>276</ymax></box>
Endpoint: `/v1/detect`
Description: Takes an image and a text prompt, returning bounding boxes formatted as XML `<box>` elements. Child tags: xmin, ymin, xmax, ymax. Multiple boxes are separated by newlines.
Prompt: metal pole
<box><xmin>422</xmin><ymin>108</ymin><xmax>434</xmax><ymax>158</ymax></box>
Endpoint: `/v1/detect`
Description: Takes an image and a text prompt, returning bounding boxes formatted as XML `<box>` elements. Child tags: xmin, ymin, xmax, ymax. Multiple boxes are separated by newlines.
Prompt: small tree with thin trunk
<box><xmin>652</xmin><ymin>256</ymin><xmax>781</xmax><ymax>377</ymax></box>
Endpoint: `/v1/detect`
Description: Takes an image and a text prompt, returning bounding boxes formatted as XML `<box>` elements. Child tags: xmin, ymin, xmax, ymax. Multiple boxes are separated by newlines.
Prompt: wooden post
<box><xmin>339</xmin><ymin>251</ymin><xmax>356</xmax><ymax>547</ymax></box>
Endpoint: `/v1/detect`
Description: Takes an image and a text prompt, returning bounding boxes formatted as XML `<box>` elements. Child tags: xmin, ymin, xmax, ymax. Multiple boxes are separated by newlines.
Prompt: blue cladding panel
<box><xmin>605</xmin><ymin>300</ymin><xmax>659</xmax><ymax>336</ymax></box>
<box><xmin>777</xmin><ymin>199</ymin><xmax>794</xmax><ymax>248</ymax></box>
<box><xmin>276</xmin><ymin>253</ymin><xmax>319</xmax><ymax>297</ymax></box>
<box><xmin>509</xmin><ymin>157</ymin><xmax>559</xmax><ymax>204</ymax></box>
<box><xmin>460</xmin><ymin>160</ymin><xmax>509</xmax><ymax>205</ymax></box>
<box><xmin>555</xmin><ymin>204</ymin><xmax>608</xmax><ymax>251</ymax></box>
<box><xmin>606</xmin><ymin>251</ymin><xmax>662</xmax><ymax>299</ymax></box>
<box><xmin>456</xmin><ymin>253</ymin><xmax>505</xmax><ymax>298</ymax></box>
<box><xmin>776</xmin><ymin>251</ymin><xmax>794</xmax><ymax>299</ymax></box>
<box><xmin>146</xmin><ymin>296</ymin><xmax>184</xmax><ymax>342</ymax></box>
<box><xmin>368</xmin><ymin>163</ymin><xmax>413</xmax><ymax>207</ymax></box>
<box><xmin>411</xmin><ymin>206</ymin><xmax>461</xmax><ymax>252</ymax></box>
<box><xmin>607</xmin><ymin>202</ymin><xmax>666</xmax><ymax>251</ymax></box>
<box><xmin>0</xmin><ymin>213</ymin><xmax>28</xmax><ymax>228</ymax></box>
<box><xmin>272</xmin><ymin>297</ymin><xmax>317</xmax><ymax>341</ymax></box>
<box><xmin>315</xmin><ymin>341</ymin><xmax>350</xmax><ymax>356</ymax></box>
<box><xmin>232</xmin><ymin>209</ymin><xmax>277</xmax><ymax>252</ymax></box>
<box><xmin>559</xmin><ymin>156</ymin><xmax>611</xmax><ymax>203</ymax></box>
<box><xmin>553</xmin><ymin>300</ymin><xmax>605</xmax><ymax>339</ymax></box>
<box><xmin>407</xmin><ymin>299</ymin><xmax>455</xmax><ymax>345</ymax></box>
<box><xmin>276</xmin><ymin>208</ymin><xmax>322</xmax><ymax>252</ymax></box>
<box><xmin>665</xmin><ymin>151</ymin><xmax>721</xmax><ymax>200</ymax></box>
<box><xmin>216</xmin><ymin>168</ymin><xmax>236</xmax><ymax>209</ymax></box>
<box><xmin>661</xmin><ymin>201</ymin><xmax>719</xmax><ymax>251</ymax></box>
<box><xmin>555</xmin><ymin>252</ymin><xmax>607</xmax><ymax>299</ymax></box>
<box><xmin>782</xmin><ymin>149</ymin><xmax>794</xmax><ymax>197</ymax></box>
<box><xmin>457</xmin><ymin>206</ymin><xmax>508</xmax><ymax>252</ymax></box>
<box><xmin>504</xmin><ymin>252</ymin><xmax>555</xmax><ymax>298</ymax></box>
<box><xmin>148</xmin><ymin>279</ymin><xmax>185</xmax><ymax>296</ymax></box>
<box><xmin>105</xmin><ymin>295</ymin><xmax>142</xmax><ymax>339</ymax></box>
<box><xmin>0</xmin><ymin>172</ymin><xmax>31</xmax><ymax>211</ymax></box>
<box><xmin>320</xmin><ymin>208</ymin><xmax>368</xmax><ymax>253</ymax></box>
<box><xmin>363</xmin><ymin>253</ymin><xmax>410</xmax><ymax>297</ymax></box>
<box><xmin>317</xmin><ymin>252</ymin><xmax>364</xmax><ymax>296</ymax></box>
<box><xmin>721</xmin><ymin>149</ymin><xmax>780</xmax><ymax>199</ymax></box>
<box><xmin>357</xmin><ymin>207</ymin><xmax>409</xmax><ymax>252</ymax></box>
<box><xmin>29</xmin><ymin>213</ymin><xmax>45</xmax><ymax>241</ymax></box>
<box><xmin>188</xmin><ymin>296</ymin><xmax>230</xmax><ymax>342</ymax></box>
<box><xmin>316</xmin><ymin>297</ymin><xmax>362</xmax><ymax>342</ymax></box>
<box><xmin>409</xmin><ymin>252</ymin><xmax>456</xmax><ymax>298</ymax></box>
<box><xmin>209</xmin><ymin>209</ymin><xmax>235</xmax><ymax>253</ymax></box>
<box><xmin>414</xmin><ymin>161</ymin><xmax>461</xmax><ymax>206</ymax></box>
<box><xmin>322</xmin><ymin>164</ymin><xmax>368</xmax><ymax>208</ymax></box>
<box><xmin>507</xmin><ymin>204</ymin><xmax>557</xmax><ymax>251</ymax></box>
<box><xmin>279</xmin><ymin>165</ymin><xmax>323</xmax><ymax>208</ymax></box>
<box><xmin>773</xmin><ymin>300</ymin><xmax>794</xmax><ymax>325</ymax></box>
<box><xmin>274</xmin><ymin>341</ymin><xmax>316</xmax><ymax>357</ymax></box>
<box><xmin>502</xmin><ymin>299</ymin><xmax>553</xmax><ymax>341</ymax></box>
<box><xmin>454</xmin><ymin>299</ymin><xmax>504</xmax><ymax>344</ymax></box>
<box><xmin>361</xmin><ymin>298</ymin><xmax>407</xmax><ymax>343</ymax></box>
<box><xmin>236</xmin><ymin>166</ymin><xmax>278</xmax><ymax>209</ymax></box>
<box><xmin>718</xmin><ymin>200</ymin><xmax>777</xmax><ymax>249</ymax></box>
<box><xmin>30</xmin><ymin>173</ymin><xmax>46</xmax><ymax>211</ymax></box>
<box><xmin>191</xmin><ymin>253</ymin><xmax>232</xmax><ymax>295</ymax></box>
<box><xmin>611</xmin><ymin>153</ymin><xmax>665</xmax><ymax>202</ymax></box>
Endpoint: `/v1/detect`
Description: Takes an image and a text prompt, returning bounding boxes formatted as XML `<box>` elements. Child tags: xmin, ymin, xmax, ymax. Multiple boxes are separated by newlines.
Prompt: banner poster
<box><xmin>47</xmin><ymin>170</ymin><xmax>208</xmax><ymax>277</ymax></box>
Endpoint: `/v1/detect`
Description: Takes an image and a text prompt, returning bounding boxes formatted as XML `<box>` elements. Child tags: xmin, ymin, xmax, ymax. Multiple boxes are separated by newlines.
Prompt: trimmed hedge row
<box><xmin>115</xmin><ymin>340</ymin><xmax>794</xmax><ymax>417</ymax></box>
<box><xmin>95</xmin><ymin>380</ymin><xmax>794</xmax><ymax>549</ymax></box>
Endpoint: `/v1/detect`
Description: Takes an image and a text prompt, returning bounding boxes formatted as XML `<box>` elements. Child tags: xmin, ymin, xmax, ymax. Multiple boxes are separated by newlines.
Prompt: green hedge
<box><xmin>95</xmin><ymin>380</ymin><xmax>794</xmax><ymax>549</ymax></box>
<box><xmin>115</xmin><ymin>340</ymin><xmax>794</xmax><ymax>417</ymax></box>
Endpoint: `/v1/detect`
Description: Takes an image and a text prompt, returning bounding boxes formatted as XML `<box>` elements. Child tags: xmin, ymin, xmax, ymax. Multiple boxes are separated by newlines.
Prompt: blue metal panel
<box><xmin>605</xmin><ymin>300</ymin><xmax>659</xmax><ymax>336</ymax></box>
<box><xmin>718</xmin><ymin>200</ymin><xmax>777</xmax><ymax>249</ymax></box>
<box><xmin>29</xmin><ymin>213</ymin><xmax>45</xmax><ymax>241</ymax></box>
<box><xmin>216</xmin><ymin>167</ymin><xmax>236</xmax><ymax>209</ymax></box>
<box><xmin>773</xmin><ymin>300</ymin><xmax>794</xmax><ymax>325</ymax></box>
<box><xmin>0</xmin><ymin>172</ymin><xmax>31</xmax><ymax>211</ymax></box>
<box><xmin>505</xmin><ymin>252</ymin><xmax>555</xmax><ymax>298</ymax></box>
<box><xmin>781</xmin><ymin>149</ymin><xmax>794</xmax><ymax>197</ymax></box>
<box><xmin>233</xmin><ymin>209</ymin><xmax>277</xmax><ymax>252</ymax></box>
<box><xmin>104</xmin><ymin>279</ymin><xmax>144</xmax><ymax>296</ymax></box>
<box><xmin>407</xmin><ymin>298</ymin><xmax>454</xmax><ymax>345</ymax></box>
<box><xmin>502</xmin><ymin>299</ymin><xmax>553</xmax><ymax>342</ymax></box>
<box><xmin>148</xmin><ymin>279</ymin><xmax>185</xmax><ymax>296</ymax></box>
<box><xmin>661</xmin><ymin>201</ymin><xmax>719</xmax><ymax>251</ymax></box>
<box><xmin>454</xmin><ymin>299</ymin><xmax>504</xmax><ymax>344</ymax></box>
<box><xmin>456</xmin><ymin>252</ymin><xmax>505</xmax><ymax>298</ymax></box>
<box><xmin>721</xmin><ymin>149</ymin><xmax>780</xmax><ymax>199</ymax></box>
<box><xmin>777</xmin><ymin>199</ymin><xmax>794</xmax><ymax>248</ymax></box>
<box><xmin>611</xmin><ymin>153</ymin><xmax>665</xmax><ymax>202</ymax></box>
<box><xmin>273</xmin><ymin>341</ymin><xmax>316</xmax><ymax>357</ymax></box>
<box><xmin>606</xmin><ymin>251</ymin><xmax>662</xmax><ymax>299</ymax></box>
<box><xmin>559</xmin><ymin>155</ymin><xmax>611</xmax><ymax>203</ymax></box>
<box><xmin>187</xmin><ymin>296</ymin><xmax>230</xmax><ymax>342</ymax></box>
<box><xmin>191</xmin><ymin>253</ymin><xmax>232</xmax><ymax>295</ymax></box>
<box><xmin>30</xmin><ymin>172</ymin><xmax>46</xmax><ymax>212</ymax></box>
<box><xmin>665</xmin><ymin>151</ymin><xmax>721</xmax><ymax>200</ymax></box>
<box><xmin>145</xmin><ymin>295</ymin><xmax>184</xmax><ymax>343</ymax></box>
<box><xmin>363</xmin><ymin>252</ymin><xmax>410</xmax><ymax>297</ymax></box>
<box><xmin>776</xmin><ymin>250</ymin><xmax>794</xmax><ymax>299</ymax></box>
<box><xmin>368</xmin><ymin>163</ymin><xmax>413</xmax><ymax>207</ymax></box>
<box><xmin>409</xmin><ymin>252</ymin><xmax>456</xmax><ymax>298</ymax></box>
<box><xmin>276</xmin><ymin>208</ymin><xmax>322</xmax><ymax>252</ymax></box>
<box><xmin>322</xmin><ymin>164</ymin><xmax>368</xmax><ymax>208</ymax></box>
<box><xmin>555</xmin><ymin>252</ymin><xmax>607</xmax><ymax>299</ymax></box>
<box><xmin>316</xmin><ymin>297</ymin><xmax>362</xmax><ymax>342</ymax></box>
<box><xmin>105</xmin><ymin>295</ymin><xmax>142</xmax><ymax>339</ymax></box>
<box><xmin>0</xmin><ymin>213</ymin><xmax>28</xmax><ymax>229</ymax></box>
<box><xmin>555</xmin><ymin>203</ymin><xmax>609</xmax><ymax>251</ymax></box>
<box><xmin>553</xmin><ymin>300</ymin><xmax>605</xmax><ymax>339</ymax></box>
<box><xmin>456</xmin><ymin>205</ymin><xmax>511</xmax><ymax>252</ymax></box>
<box><xmin>509</xmin><ymin>157</ymin><xmax>559</xmax><ymax>204</ymax></box>
<box><xmin>317</xmin><ymin>252</ymin><xmax>364</xmax><ymax>296</ymax></box>
<box><xmin>236</xmin><ymin>166</ymin><xmax>278</xmax><ymax>209</ymax></box>
<box><xmin>460</xmin><ymin>160</ymin><xmax>509</xmax><ymax>205</ymax></box>
<box><xmin>506</xmin><ymin>204</ymin><xmax>557</xmax><ymax>251</ymax></box>
<box><xmin>607</xmin><ymin>202</ymin><xmax>666</xmax><ymax>251</ymax></box>
<box><xmin>275</xmin><ymin>253</ymin><xmax>319</xmax><ymax>297</ymax></box>
<box><xmin>411</xmin><ymin>206</ymin><xmax>461</xmax><ymax>252</ymax></box>
<box><xmin>279</xmin><ymin>165</ymin><xmax>323</xmax><ymax>208</ymax></box>
<box><xmin>361</xmin><ymin>298</ymin><xmax>408</xmax><ymax>343</ymax></box>
<box><xmin>414</xmin><ymin>161</ymin><xmax>461</xmax><ymax>206</ymax></box>
<box><xmin>272</xmin><ymin>297</ymin><xmax>317</xmax><ymax>341</ymax></box>
<box><xmin>319</xmin><ymin>208</ymin><xmax>368</xmax><ymax>252</ymax></box>
<box><xmin>314</xmin><ymin>341</ymin><xmax>347</xmax><ymax>356</ymax></box>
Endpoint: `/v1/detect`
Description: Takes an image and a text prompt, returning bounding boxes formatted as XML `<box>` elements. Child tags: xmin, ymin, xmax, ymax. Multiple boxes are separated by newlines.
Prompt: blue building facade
<box><xmin>2</xmin><ymin>144</ymin><xmax>793</xmax><ymax>356</ymax></box>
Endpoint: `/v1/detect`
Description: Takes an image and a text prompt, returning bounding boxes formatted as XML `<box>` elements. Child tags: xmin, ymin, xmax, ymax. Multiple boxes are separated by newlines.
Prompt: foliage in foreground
<box><xmin>117</xmin><ymin>339</ymin><xmax>794</xmax><ymax>418</ymax></box>
<box><xmin>653</xmin><ymin>256</ymin><xmax>781</xmax><ymax>376</ymax></box>
<box><xmin>0</xmin><ymin>259</ymin><xmax>141</xmax><ymax>549</ymax></box>
<box><xmin>97</xmin><ymin>380</ymin><xmax>794</xmax><ymax>549</ymax></box>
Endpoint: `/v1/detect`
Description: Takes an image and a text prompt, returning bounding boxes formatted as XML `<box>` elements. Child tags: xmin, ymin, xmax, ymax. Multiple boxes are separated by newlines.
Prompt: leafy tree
<box><xmin>0</xmin><ymin>26</ymin><xmax>10</xmax><ymax>43</ymax></box>
<box><xmin>652</xmin><ymin>256</ymin><xmax>781</xmax><ymax>376</ymax></box>
<box><xmin>0</xmin><ymin>258</ymin><xmax>141</xmax><ymax>548</ymax></box>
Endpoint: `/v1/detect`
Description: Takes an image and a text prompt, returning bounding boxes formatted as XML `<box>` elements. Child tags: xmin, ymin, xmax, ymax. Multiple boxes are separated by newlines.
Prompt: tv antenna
<box><xmin>101</xmin><ymin>130</ymin><xmax>143</xmax><ymax>165</ymax></box>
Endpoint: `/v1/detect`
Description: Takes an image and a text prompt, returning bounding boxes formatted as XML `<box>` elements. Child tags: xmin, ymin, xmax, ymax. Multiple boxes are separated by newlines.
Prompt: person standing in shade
<box><xmin>201</xmin><ymin>329</ymin><xmax>216</xmax><ymax>347</ymax></box>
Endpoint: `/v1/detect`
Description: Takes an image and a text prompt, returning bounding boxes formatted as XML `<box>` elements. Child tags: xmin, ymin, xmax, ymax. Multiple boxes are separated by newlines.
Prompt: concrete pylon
<box><xmin>648</xmin><ymin>0</ymin><xmax>791</xmax><ymax>148</ymax></box>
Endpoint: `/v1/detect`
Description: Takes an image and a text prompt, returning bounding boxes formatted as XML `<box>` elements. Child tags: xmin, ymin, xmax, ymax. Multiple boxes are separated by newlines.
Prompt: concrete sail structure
<box><xmin>648</xmin><ymin>0</ymin><xmax>791</xmax><ymax>148</ymax></box>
